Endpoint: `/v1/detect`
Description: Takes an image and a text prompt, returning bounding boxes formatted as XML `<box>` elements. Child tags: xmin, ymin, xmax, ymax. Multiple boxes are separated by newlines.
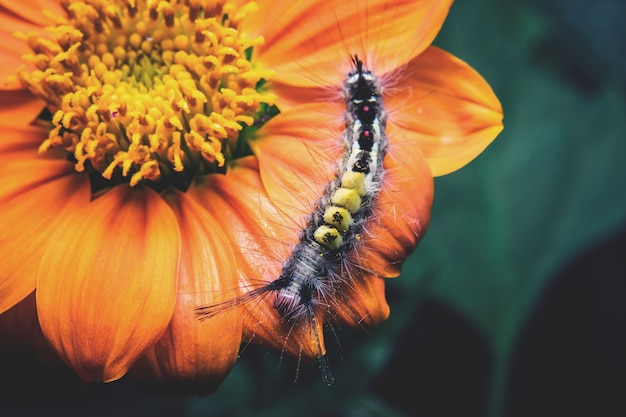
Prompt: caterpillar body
<box><xmin>195</xmin><ymin>56</ymin><xmax>388</xmax><ymax>383</ymax></box>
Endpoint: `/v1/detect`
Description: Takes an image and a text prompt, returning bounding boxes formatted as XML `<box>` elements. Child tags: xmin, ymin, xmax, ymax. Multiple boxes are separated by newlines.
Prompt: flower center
<box><xmin>18</xmin><ymin>0</ymin><xmax>275</xmax><ymax>191</ymax></box>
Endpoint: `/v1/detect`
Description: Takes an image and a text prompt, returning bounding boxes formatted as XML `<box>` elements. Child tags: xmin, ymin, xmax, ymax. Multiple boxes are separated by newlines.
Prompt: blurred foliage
<box><xmin>4</xmin><ymin>0</ymin><xmax>626</xmax><ymax>416</ymax></box>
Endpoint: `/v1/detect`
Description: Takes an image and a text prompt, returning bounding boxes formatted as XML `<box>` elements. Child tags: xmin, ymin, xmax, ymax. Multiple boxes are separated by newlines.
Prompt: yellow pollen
<box><xmin>18</xmin><ymin>0</ymin><xmax>275</xmax><ymax>190</ymax></box>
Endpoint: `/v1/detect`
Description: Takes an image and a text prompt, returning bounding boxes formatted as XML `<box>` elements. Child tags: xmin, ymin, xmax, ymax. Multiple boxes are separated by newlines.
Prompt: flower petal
<box><xmin>266</xmin><ymin>48</ymin><xmax>503</xmax><ymax>176</ymax></box>
<box><xmin>188</xmin><ymin>158</ymin><xmax>327</xmax><ymax>360</ymax></box>
<box><xmin>387</xmin><ymin>46</ymin><xmax>504</xmax><ymax>176</ymax></box>
<box><xmin>249</xmin><ymin>0</ymin><xmax>453</xmax><ymax>87</ymax></box>
<box><xmin>0</xmin><ymin>0</ymin><xmax>64</xmax><ymax>27</ymax></box>
<box><xmin>131</xmin><ymin>189</ymin><xmax>242</xmax><ymax>396</ymax></box>
<box><xmin>251</xmin><ymin>102</ymin><xmax>343</xmax><ymax>206</ymax></box>
<box><xmin>0</xmin><ymin>292</ymin><xmax>80</xmax><ymax>390</ymax></box>
<box><xmin>329</xmin><ymin>269</ymin><xmax>390</xmax><ymax>328</ymax></box>
<box><xmin>0</xmin><ymin>3</ymin><xmax>58</xmax><ymax>89</ymax></box>
<box><xmin>330</xmin><ymin>132</ymin><xmax>434</xmax><ymax>327</ymax></box>
<box><xmin>0</xmin><ymin>292</ymin><xmax>60</xmax><ymax>363</ymax></box>
<box><xmin>0</xmin><ymin>125</ymin><xmax>90</xmax><ymax>314</ymax></box>
<box><xmin>0</xmin><ymin>89</ymin><xmax>46</xmax><ymax>124</ymax></box>
<box><xmin>253</xmin><ymin>101</ymin><xmax>434</xmax><ymax>329</ymax></box>
<box><xmin>36</xmin><ymin>186</ymin><xmax>181</xmax><ymax>382</ymax></box>
<box><xmin>264</xmin><ymin>81</ymin><xmax>342</xmax><ymax>113</ymax></box>
<box><xmin>360</xmin><ymin>135</ymin><xmax>434</xmax><ymax>278</ymax></box>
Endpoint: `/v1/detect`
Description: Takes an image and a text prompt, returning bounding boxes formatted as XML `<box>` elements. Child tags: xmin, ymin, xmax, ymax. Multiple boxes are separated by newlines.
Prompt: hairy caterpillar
<box><xmin>195</xmin><ymin>56</ymin><xmax>388</xmax><ymax>384</ymax></box>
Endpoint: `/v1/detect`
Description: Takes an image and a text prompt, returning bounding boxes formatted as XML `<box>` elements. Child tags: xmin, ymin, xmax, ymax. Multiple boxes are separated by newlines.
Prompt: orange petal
<box><xmin>254</xmin><ymin>103</ymin><xmax>434</xmax><ymax>328</ymax></box>
<box><xmin>0</xmin><ymin>0</ymin><xmax>64</xmax><ymax>27</ymax></box>
<box><xmin>387</xmin><ymin>46</ymin><xmax>504</xmax><ymax>176</ymax></box>
<box><xmin>329</xmin><ymin>270</ymin><xmax>390</xmax><ymax>329</ymax></box>
<box><xmin>131</xmin><ymin>189</ymin><xmax>242</xmax><ymax>396</ymax></box>
<box><xmin>251</xmin><ymin>102</ymin><xmax>343</xmax><ymax>207</ymax></box>
<box><xmin>330</xmin><ymin>130</ymin><xmax>434</xmax><ymax>327</ymax></box>
<box><xmin>0</xmin><ymin>89</ymin><xmax>46</xmax><ymax>124</ymax></box>
<box><xmin>0</xmin><ymin>123</ymin><xmax>45</xmax><ymax>161</ymax></box>
<box><xmin>188</xmin><ymin>157</ymin><xmax>327</xmax><ymax>360</ymax></box>
<box><xmin>360</xmin><ymin>136</ymin><xmax>434</xmax><ymax>278</ymax></box>
<box><xmin>249</xmin><ymin>0</ymin><xmax>453</xmax><ymax>87</ymax></box>
<box><xmin>0</xmin><ymin>166</ymin><xmax>89</xmax><ymax>313</ymax></box>
<box><xmin>0</xmin><ymin>125</ymin><xmax>91</xmax><ymax>314</ymax></box>
<box><xmin>265</xmin><ymin>81</ymin><xmax>342</xmax><ymax>113</ymax></box>
<box><xmin>267</xmin><ymin>48</ymin><xmax>503</xmax><ymax>177</ymax></box>
<box><xmin>36</xmin><ymin>186</ymin><xmax>181</xmax><ymax>383</ymax></box>
<box><xmin>0</xmin><ymin>292</ymin><xmax>81</xmax><ymax>391</ymax></box>
<box><xmin>0</xmin><ymin>3</ymin><xmax>57</xmax><ymax>89</ymax></box>
<box><xmin>0</xmin><ymin>292</ymin><xmax>62</xmax><ymax>363</ymax></box>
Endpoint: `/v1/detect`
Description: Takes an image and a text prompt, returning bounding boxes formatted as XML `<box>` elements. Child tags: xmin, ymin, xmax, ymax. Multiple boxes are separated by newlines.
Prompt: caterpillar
<box><xmin>195</xmin><ymin>55</ymin><xmax>388</xmax><ymax>384</ymax></box>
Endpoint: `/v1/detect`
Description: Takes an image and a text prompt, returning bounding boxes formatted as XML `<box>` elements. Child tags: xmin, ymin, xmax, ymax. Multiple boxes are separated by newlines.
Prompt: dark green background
<box><xmin>3</xmin><ymin>0</ymin><xmax>626</xmax><ymax>415</ymax></box>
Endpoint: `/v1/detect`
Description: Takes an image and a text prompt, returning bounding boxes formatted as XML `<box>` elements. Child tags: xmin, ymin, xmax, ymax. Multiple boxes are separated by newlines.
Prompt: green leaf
<box><xmin>405</xmin><ymin>0</ymin><xmax>626</xmax><ymax>415</ymax></box>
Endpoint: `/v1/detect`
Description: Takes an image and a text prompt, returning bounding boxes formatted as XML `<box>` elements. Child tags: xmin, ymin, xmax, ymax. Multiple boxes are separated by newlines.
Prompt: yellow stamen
<box><xmin>18</xmin><ymin>0</ymin><xmax>273</xmax><ymax>190</ymax></box>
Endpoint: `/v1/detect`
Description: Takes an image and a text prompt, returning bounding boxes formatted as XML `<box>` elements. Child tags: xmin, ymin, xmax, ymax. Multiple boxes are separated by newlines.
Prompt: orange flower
<box><xmin>0</xmin><ymin>0</ymin><xmax>502</xmax><ymax>394</ymax></box>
